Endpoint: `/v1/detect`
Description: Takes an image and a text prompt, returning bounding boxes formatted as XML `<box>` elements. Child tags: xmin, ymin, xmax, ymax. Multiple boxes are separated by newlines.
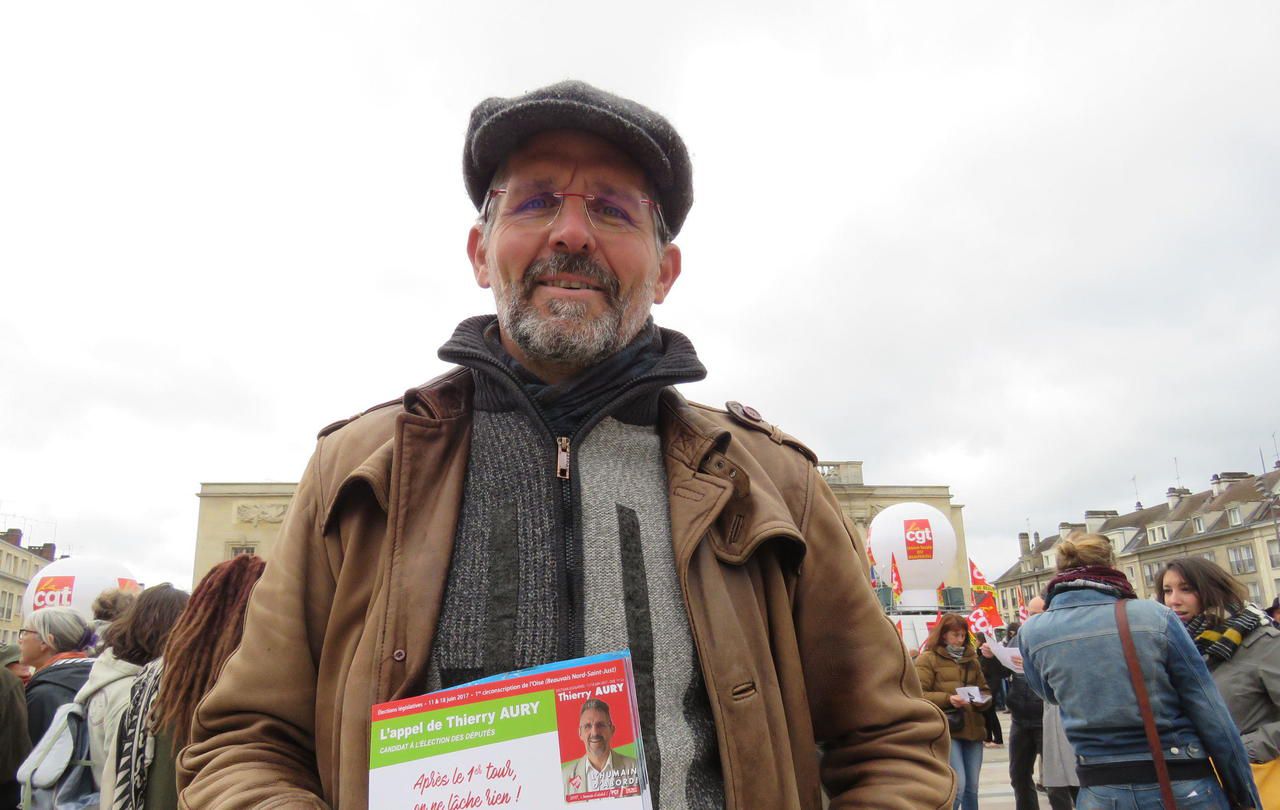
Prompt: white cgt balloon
<box><xmin>867</xmin><ymin>502</ymin><xmax>958</xmax><ymax>609</ymax></box>
<box><xmin>21</xmin><ymin>556</ymin><xmax>141</xmax><ymax>620</ymax></box>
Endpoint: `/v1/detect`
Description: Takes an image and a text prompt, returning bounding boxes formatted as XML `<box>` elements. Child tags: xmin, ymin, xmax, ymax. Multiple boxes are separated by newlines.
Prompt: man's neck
<box><xmin>499</xmin><ymin>334</ymin><xmax>584</xmax><ymax>385</ymax></box>
<box><xmin>586</xmin><ymin>750</ymin><xmax>611</xmax><ymax>772</ymax></box>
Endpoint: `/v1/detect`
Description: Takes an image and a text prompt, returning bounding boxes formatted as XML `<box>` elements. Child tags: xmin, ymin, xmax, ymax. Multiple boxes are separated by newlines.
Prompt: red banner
<box><xmin>967</xmin><ymin>592</ymin><xmax>1005</xmax><ymax>636</ymax></box>
<box><xmin>890</xmin><ymin>553</ymin><xmax>904</xmax><ymax>602</ymax></box>
<box><xmin>1017</xmin><ymin>588</ymin><xmax>1029</xmax><ymax>623</ymax></box>
<box><xmin>969</xmin><ymin>558</ymin><xmax>995</xmax><ymax>605</ymax></box>
<box><xmin>904</xmin><ymin>518</ymin><xmax>935</xmax><ymax>560</ymax></box>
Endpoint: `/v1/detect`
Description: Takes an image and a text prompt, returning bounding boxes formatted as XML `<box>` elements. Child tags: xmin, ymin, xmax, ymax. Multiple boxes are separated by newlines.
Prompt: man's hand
<box><xmin>948</xmin><ymin>695</ymin><xmax>969</xmax><ymax>708</ymax></box>
<box><xmin>979</xmin><ymin>643</ymin><xmax>994</xmax><ymax>659</ymax></box>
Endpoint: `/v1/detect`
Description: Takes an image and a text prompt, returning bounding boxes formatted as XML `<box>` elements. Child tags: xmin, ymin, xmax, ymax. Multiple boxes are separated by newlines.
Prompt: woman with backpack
<box><xmin>77</xmin><ymin>583</ymin><xmax>189</xmax><ymax>806</ymax></box>
<box><xmin>18</xmin><ymin>607</ymin><xmax>96</xmax><ymax>747</ymax></box>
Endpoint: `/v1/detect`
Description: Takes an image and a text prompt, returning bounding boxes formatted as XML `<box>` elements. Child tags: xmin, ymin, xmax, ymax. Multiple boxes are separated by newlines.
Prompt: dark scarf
<box><xmin>1184</xmin><ymin>605</ymin><xmax>1265</xmax><ymax>664</ymax></box>
<box><xmin>1044</xmin><ymin>565</ymin><xmax>1137</xmax><ymax>606</ymax></box>
<box><xmin>439</xmin><ymin>315</ymin><xmax>707</xmax><ymax>437</ymax></box>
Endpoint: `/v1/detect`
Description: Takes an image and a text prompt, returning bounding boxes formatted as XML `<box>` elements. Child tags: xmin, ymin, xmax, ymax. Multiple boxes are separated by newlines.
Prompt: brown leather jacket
<box><xmin>179</xmin><ymin>370</ymin><xmax>954</xmax><ymax>809</ymax></box>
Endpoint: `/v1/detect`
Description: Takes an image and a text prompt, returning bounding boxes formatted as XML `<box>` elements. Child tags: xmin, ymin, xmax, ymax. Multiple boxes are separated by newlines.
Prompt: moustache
<box><xmin>521</xmin><ymin>254</ymin><xmax>620</xmax><ymax>302</ymax></box>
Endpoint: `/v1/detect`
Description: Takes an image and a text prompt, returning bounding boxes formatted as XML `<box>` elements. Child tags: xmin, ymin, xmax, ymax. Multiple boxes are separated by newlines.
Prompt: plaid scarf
<box><xmin>1184</xmin><ymin>605</ymin><xmax>1265</xmax><ymax>663</ymax></box>
<box><xmin>113</xmin><ymin>658</ymin><xmax>164</xmax><ymax>810</ymax></box>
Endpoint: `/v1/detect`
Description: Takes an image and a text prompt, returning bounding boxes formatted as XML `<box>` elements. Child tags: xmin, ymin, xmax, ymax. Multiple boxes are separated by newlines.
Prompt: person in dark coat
<box><xmin>1001</xmin><ymin>619</ymin><xmax>1046</xmax><ymax>810</ymax></box>
<box><xmin>976</xmin><ymin>632</ymin><xmax>1008</xmax><ymax>746</ymax></box>
<box><xmin>1</xmin><ymin>644</ymin><xmax>30</xmax><ymax>810</ymax></box>
<box><xmin>18</xmin><ymin>607</ymin><xmax>96</xmax><ymax>746</ymax></box>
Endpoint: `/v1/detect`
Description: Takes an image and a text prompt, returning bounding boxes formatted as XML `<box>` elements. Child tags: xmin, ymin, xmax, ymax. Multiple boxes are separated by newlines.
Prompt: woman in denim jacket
<box><xmin>1018</xmin><ymin>532</ymin><xmax>1260</xmax><ymax>809</ymax></box>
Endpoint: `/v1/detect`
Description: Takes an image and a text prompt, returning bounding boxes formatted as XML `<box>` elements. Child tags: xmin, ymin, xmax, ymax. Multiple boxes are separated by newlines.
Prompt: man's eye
<box><xmin>591</xmin><ymin>198</ymin><xmax>635</xmax><ymax>223</ymax></box>
<box><xmin>512</xmin><ymin>193</ymin><xmax>558</xmax><ymax>213</ymax></box>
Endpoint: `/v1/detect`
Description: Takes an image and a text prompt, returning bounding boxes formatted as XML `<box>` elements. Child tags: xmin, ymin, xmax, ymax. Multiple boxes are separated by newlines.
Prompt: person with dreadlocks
<box><xmin>1018</xmin><ymin>532</ymin><xmax>1260</xmax><ymax>809</ymax></box>
<box><xmin>110</xmin><ymin>554</ymin><xmax>266</xmax><ymax>810</ymax></box>
<box><xmin>1158</xmin><ymin>557</ymin><xmax>1280</xmax><ymax>804</ymax></box>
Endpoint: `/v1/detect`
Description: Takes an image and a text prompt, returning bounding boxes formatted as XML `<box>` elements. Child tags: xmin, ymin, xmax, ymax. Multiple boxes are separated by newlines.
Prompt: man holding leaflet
<box><xmin>180</xmin><ymin>80</ymin><xmax>953</xmax><ymax>809</ymax></box>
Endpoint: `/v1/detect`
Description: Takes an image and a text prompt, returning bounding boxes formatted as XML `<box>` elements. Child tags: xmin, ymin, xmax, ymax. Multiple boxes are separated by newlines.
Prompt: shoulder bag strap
<box><xmin>1115</xmin><ymin>599</ymin><xmax>1177</xmax><ymax>808</ymax></box>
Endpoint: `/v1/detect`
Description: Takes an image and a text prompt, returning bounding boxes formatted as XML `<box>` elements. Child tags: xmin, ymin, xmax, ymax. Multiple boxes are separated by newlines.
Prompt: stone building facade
<box><xmin>994</xmin><ymin>466</ymin><xmax>1280</xmax><ymax>614</ymax></box>
<box><xmin>194</xmin><ymin>463</ymin><xmax>969</xmax><ymax>603</ymax></box>
<box><xmin>192</xmin><ymin>483</ymin><xmax>296</xmax><ymax>585</ymax></box>
<box><xmin>0</xmin><ymin>529</ymin><xmax>57</xmax><ymax>645</ymax></box>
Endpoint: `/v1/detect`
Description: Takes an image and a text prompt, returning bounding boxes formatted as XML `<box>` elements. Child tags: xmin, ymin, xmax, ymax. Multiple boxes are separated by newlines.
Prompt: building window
<box><xmin>1271</xmin><ymin>538</ymin><xmax>1280</xmax><ymax>568</ymax></box>
<box><xmin>1228</xmin><ymin>544</ymin><xmax>1257</xmax><ymax>575</ymax></box>
<box><xmin>1127</xmin><ymin>565</ymin><xmax>1137</xmax><ymax>581</ymax></box>
<box><xmin>1193</xmin><ymin>517</ymin><xmax>1204</xmax><ymax>533</ymax></box>
<box><xmin>1154</xmin><ymin>526</ymin><xmax>1167</xmax><ymax>542</ymax></box>
<box><xmin>230</xmin><ymin>545</ymin><xmax>257</xmax><ymax>557</ymax></box>
<box><xmin>1248</xmin><ymin>581</ymin><xmax>1263</xmax><ymax>602</ymax></box>
<box><xmin>1142</xmin><ymin>562</ymin><xmax>1161</xmax><ymax>587</ymax></box>
<box><xmin>1201</xmin><ymin>551</ymin><xmax>1216</xmax><ymax>563</ymax></box>
<box><xmin>1228</xmin><ymin>507</ymin><xmax>1242</xmax><ymax>527</ymax></box>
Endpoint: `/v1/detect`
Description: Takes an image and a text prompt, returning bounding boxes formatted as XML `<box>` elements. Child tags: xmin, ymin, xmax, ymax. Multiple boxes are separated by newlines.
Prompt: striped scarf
<box><xmin>1184</xmin><ymin>606</ymin><xmax>1265</xmax><ymax>663</ymax></box>
<box><xmin>112</xmin><ymin>658</ymin><xmax>164</xmax><ymax>810</ymax></box>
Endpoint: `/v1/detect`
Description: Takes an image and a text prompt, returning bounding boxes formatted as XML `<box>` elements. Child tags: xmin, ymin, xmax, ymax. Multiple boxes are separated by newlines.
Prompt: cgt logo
<box><xmin>904</xmin><ymin>519</ymin><xmax>935</xmax><ymax>560</ymax></box>
<box><xmin>32</xmin><ymin>576</ymin><xmax>75</xmax><ymax>609</ymax></box>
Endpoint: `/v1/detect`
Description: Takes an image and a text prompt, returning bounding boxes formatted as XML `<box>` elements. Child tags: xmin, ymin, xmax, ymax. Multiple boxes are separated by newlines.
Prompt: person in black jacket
<box><xmin>995</xmin><ymin>620</ymin><xmax>1045</xmax><ymax>810</ymax></box>
<box><xmin>976</xmin><ymin>632</ymin><xmax>1007</xmax><ymax>746</ymax></box>
<box><xmin>18</xmin><ymin>606</ymin><xmax>96</xmax><ymax>746</ymax></box>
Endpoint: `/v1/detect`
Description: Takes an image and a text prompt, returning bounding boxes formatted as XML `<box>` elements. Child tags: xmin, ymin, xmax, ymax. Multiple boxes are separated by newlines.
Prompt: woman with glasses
<box><xmin>18</xmin><ymin>606</ymin><xmax>96</xmax><ymax>746</ymax></box>
<box><xmin>1158</xmin><ymin>557</ymin><xmax>1280</xmax><ymax>806</ymax></box>
<box><xmin>1019</xmin><ymin>533</ymin><xmax>1260</xmax><ymax>809</ymax></box>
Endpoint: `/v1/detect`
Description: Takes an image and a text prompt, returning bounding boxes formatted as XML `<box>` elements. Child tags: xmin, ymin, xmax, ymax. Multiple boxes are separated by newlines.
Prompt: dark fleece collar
<box><xmin>438</xmin><ymin>315</ymin><xmax>706</xmax><ymax>437</ymax></box>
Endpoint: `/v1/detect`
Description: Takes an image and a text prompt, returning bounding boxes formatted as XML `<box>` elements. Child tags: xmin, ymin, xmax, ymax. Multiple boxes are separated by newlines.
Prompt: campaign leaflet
<box><xmin>369</xmin><ymin>651</ymin><xmax>651</xmax><ymax>810</ymax></box>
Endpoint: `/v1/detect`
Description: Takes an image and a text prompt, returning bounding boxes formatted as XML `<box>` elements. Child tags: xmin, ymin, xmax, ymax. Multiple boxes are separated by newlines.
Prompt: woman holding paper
<box><xmin>1018</xmin><ymin>532</ymin><xmax>1260</xmax><ymax>809</ymax></box>
<box><xmin>916</xmin><ymin>613</ymin><xmax>991</xmax><ymax>810</ymax></box>
<box><xmin>1158</xmin><ymin>556</ymin><xmax>1280</xmax><ymax>806</ymax></box>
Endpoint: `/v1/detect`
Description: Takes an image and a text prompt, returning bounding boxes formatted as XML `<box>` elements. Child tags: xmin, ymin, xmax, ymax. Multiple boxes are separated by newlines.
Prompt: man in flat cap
<box><xmin>181</xmin><ymin>81</ymin><xmax>953</xmax><ymax>809</ymax></box>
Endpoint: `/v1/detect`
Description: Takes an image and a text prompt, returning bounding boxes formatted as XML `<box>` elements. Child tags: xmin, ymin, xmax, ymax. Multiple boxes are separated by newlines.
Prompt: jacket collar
<box><xmin>324</xmin><ymin>369</ymin><xmax>803</xmax><ymax>566</ymax></box>
<box><xmin>1046</xmin><ymin>589</ymin><xmax>1119</xmax><ymax>609</ymax></box>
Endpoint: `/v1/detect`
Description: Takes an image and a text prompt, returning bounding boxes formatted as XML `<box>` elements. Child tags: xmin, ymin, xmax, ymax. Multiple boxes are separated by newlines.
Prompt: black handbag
<box><xmin>944</xmin><ymin>708</ymin><xmax>965</xmax><ymax>734</ymax></box>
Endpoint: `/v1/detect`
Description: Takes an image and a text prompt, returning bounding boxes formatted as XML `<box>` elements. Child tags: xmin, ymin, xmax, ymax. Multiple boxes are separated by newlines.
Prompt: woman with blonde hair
<box><xmin>916</xmin><ymin>612</ymin><xmax>990</xmax><ymax>810</ymax></box>
<box><xmin>1018</xmin><ymin>533</ymin><xmax>1259</xmax><ymax>808</ymax></box>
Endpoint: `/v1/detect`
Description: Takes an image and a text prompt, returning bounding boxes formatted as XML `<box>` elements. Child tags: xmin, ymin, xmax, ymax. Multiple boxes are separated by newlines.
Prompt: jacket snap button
<box><xmin>393</xmin><ymin>649</ymin><xmax>407</xmax><ymax>662</ymax></box>
<box><xmin>1170</xmin><ymin>747</ymin><xmax>1179</xmax><ymax>755</ymax></box>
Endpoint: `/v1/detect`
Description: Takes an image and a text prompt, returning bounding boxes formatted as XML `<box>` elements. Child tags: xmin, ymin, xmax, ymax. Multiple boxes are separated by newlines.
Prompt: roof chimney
<box><xmin>1018</xmin><ymin>532</ymin><xmax>1031</xmax><ymax>557</ymax></box>
<box><xmin>28</xmin><ymin>543</ymin><xmax>57</xmax><ymax>562</ymax></box>
<box><xmin>1084</xmin><ymin>510</ymin><xmax>1119</xmax><ymax>534</ymax></box>
<box><xmin>1166</xmin><ymin>487</ymin><xmax>1191</xmax><ymax>509</ymax></box>
<box><xmin>2</xmin><ymin>528</ymin><xmax>21</xmax><ymax>547</ymax></box>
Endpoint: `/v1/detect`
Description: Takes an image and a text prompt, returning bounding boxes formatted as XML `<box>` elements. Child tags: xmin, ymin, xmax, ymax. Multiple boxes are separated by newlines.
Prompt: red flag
<box><xmin>1017</xmin><ymin>588</ymin><xmax>1029</xmax><ymax>623</ymax></box>
<box><xmin>895</xmin><ymin>619</ymin><xmax>904</xmax><ymax>639</ymax></box>
<box><xmin>969</xmin><ymin>558</ymin><xmax>995</xmax><ymax>605</ymax></box>
<box><xmin>866</xmin><ymin>542</ymin><xmax>878</xmax><ymax>568</ymax></box>
<box><xmin>966</xmin><ymin>592</ymin><xmax>1005</xmax><ymax>637</ymax></box>
<box><xmin>890</xmin><ymin>553</ymin><xmax>904</xmax><ymax>603</ymax></box>
<box><xmin>936</xmin><ymin>581</ymin><xmax>947</xmax><ymax>604</ymax></box>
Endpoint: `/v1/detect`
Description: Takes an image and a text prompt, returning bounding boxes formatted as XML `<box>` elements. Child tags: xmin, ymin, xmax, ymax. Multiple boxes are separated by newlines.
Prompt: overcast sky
<box><xmin>3</xmin><ymin>2</ymin><xmax>1277</xmax><ymax>591</ymax></box>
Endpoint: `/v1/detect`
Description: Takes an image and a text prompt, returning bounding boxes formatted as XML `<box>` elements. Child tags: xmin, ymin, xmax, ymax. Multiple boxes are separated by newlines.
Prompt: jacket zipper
<box><xmin>437</xmin><ymin>347</ymin><xmax>690</xmax><ymax>661</ymax></box>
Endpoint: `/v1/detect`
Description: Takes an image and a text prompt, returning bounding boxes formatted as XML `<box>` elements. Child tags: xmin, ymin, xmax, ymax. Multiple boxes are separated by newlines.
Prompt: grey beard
<box><xmin>496</xmin><ymin>254</ymin><xmax>654</xmax><ymax>370</ymax></box>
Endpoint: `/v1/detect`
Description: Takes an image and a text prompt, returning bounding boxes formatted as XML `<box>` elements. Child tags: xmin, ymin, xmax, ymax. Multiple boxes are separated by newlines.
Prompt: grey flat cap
<box><xmin>463</xmin><ymin>80</ymin><xmax>693</xmax><ymax>237</ymax></box>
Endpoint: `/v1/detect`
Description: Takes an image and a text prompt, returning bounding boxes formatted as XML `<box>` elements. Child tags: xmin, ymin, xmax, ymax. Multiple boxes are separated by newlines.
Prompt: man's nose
<box><xmin>548</xmin><ymin>196</ymin><xmax>597</xmax><ymax>254</ymax></box>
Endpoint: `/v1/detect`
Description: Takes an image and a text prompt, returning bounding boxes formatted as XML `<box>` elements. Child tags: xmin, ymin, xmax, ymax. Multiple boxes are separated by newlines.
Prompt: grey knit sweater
<box><xmin>425</xmin><ymin>316</ymin><xmax>724</xmax><ymax>809</ymax></box>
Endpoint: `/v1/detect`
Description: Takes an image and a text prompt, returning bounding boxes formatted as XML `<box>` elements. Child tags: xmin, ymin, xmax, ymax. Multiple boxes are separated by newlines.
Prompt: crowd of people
<box><xmin>900</xmin><ymin>533</ymin><xmax>1277</xmax><ymax>810</ymax></box>
<box><xmin>0</xmin><ymin>554</ymin><xmax>265</xmax><ymax>809</ymax></box>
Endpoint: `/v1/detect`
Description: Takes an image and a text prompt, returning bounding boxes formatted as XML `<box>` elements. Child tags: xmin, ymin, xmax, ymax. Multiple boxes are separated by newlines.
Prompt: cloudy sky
<box><xmin>2</xmin><ymin>3</ymin><xmax>1277</xmax><ymax>590</ymax></box>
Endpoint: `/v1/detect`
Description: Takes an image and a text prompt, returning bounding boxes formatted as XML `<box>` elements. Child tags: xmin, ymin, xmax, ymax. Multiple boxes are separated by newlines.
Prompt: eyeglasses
<box><xmin>18</xmin><ymin>629</ymin><xmax>37</xmax><ymax>639</ymax></box>
<box><xmin>483</xmin><ymin>183</ymin><xmax>665</xmax><ymax>237</ymax></box>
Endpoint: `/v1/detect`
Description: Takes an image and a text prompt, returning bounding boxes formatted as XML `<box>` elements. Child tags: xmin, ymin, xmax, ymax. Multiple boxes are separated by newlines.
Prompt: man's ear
<box><xmin>467</xmin><ymin>225</ymin><xmax>491</xmax><ymax>289</ymax></box>
<box><xmin>652</xmin><ymin>243</ymin><xmax>681</xmax><ymax>304</ymax></box>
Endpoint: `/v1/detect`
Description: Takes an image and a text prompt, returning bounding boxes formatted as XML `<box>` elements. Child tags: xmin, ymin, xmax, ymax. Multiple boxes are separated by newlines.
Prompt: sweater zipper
<box><xmin>438</xmin><ymin>347</ymin><xmax>686</xmax><ymax>659</ymax></box>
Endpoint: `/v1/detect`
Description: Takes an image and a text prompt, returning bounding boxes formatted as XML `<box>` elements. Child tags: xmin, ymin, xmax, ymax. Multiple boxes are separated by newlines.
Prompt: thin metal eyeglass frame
<box><xmin>483</xmin><ymin>188</ymin><xmax>664</xmax><ymax>236</ymax></box>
